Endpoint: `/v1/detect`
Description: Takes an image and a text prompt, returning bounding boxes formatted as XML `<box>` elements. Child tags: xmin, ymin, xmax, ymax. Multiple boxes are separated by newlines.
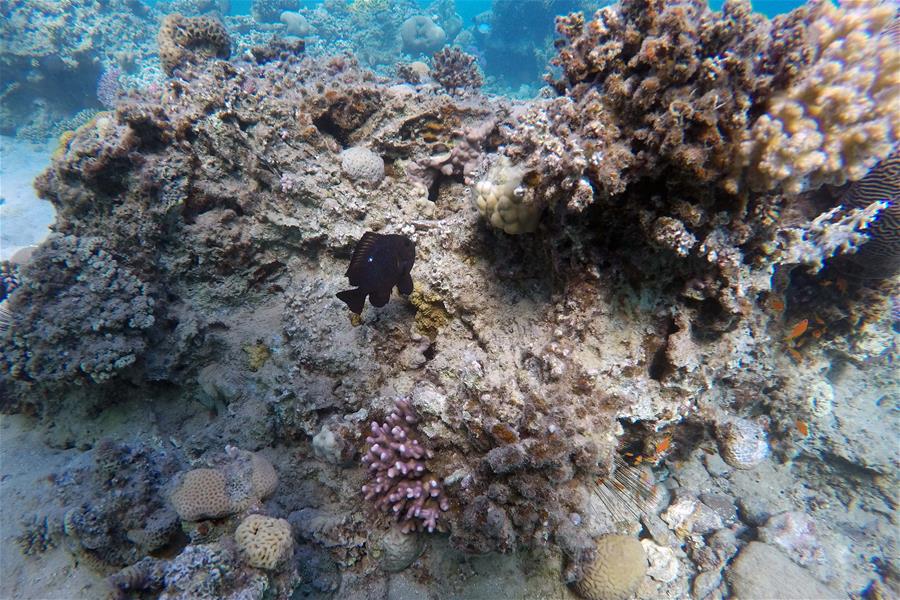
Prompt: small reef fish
<box><xmin>336</xmin><ymin>231</ymin><xmax>415</xmax><ymax>314</ymax></box>
<box><xmin>784</xmin><ymin>319</ymin><xmax>809</xmax><ymax>341</ymax></box>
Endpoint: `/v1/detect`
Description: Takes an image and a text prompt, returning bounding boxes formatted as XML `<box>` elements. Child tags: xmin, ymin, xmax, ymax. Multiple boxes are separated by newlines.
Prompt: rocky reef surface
<box><xmin>0</xmin><ymin>0</ymin><xmax>898</xmax><ymax>599</ymax></box>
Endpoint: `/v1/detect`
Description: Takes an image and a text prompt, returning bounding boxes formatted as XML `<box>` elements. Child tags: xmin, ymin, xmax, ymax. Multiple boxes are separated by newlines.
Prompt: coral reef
<box><xmin>3</xmin><ymin>7</ymin><xmax>897</xmax><ymax>599</ymax></box>
<box><xmin>361</xmin><ymin>400</ymin><xmax>450</xmax><ymax>533</ymax></box>
<box><xmin>0</xmin><ymin>0</ymin><xmax>158</xmax><ymax>136</ymax></box>
<box><xmin>158</xmin><ymin>13</ymin><xmax>232</xmax><ymax>76</ymax></box>
<box><xmin>430</xmin><ymin>47</ymin><xmax>483</xmax><ymax>95</ymax></box>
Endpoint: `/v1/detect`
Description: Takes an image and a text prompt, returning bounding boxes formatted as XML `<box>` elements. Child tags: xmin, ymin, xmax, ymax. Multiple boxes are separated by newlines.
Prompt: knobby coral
<box><xmin>361</xmin><ymin>399</ymin><xmax>450</xmax><ymax>533</ymax></box>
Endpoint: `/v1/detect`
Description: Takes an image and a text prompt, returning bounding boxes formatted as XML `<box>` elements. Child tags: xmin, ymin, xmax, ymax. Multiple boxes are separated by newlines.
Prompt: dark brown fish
<box><xmin>336</xmin><ymin>232</ymin><xmax>415</xmax><ymax>314</ymax></box>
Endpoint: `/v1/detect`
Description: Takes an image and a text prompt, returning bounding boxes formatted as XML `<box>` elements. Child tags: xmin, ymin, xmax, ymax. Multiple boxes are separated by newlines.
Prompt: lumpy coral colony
<box><xmin>1</xmin><ymin>0</ymin><xmax>898</xmax><ymax>598</ymax></box>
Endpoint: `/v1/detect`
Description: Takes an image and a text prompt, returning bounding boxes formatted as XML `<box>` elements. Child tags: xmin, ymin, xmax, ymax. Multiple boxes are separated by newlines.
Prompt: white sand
<box><xmin>0</xmin><ymin>136</ymin><xmax>57</xmax><ymax>260</ymax></box>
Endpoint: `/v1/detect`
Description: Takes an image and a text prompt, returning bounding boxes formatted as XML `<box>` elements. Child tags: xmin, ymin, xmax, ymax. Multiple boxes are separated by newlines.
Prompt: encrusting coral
<box><xmin>158</xmin><ymin>13</ymin><xmax>231</xmax><ymax>76</ymax></box>
<box><xmin>361</xmin><ymin>399</ymin><xmax>450</xmax><ymax>533</ymax></box>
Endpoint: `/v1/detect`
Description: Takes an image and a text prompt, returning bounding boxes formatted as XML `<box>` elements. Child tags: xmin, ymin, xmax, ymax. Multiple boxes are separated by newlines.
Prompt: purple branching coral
<box><xmin>361</xmin><ymin>400</ymin><xmax>450</xmax><ymax>533</ymax></box>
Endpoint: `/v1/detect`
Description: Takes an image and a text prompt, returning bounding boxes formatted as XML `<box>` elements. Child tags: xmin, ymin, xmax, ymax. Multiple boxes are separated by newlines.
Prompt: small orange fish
<box><xmin>655</xmin><ymin>436</ymin><xmax>672</xmax><ymax>455</ymax></box>
<box><xmin>795</xmin><ymin>420</ymin><xmax>809</xmax><ymax>437</ymax></box>
<box><xmin>788</xmin><ymin>348</ymin><xmax>803</xmax><ymax>362</ymax></box>
<box><xmin>785</xmin><ymin>319</ymin><xmax>809</xmax><ymax>341</ymax></box>
<box><xmin>812</xmin><ymin>329</ymin><xmax>824</xmax><ymax>339</ymax></box>
<box><xmin>770</xmin><ymin>298</ymin><xmax>785</xmax><ymax>311</ymax></box>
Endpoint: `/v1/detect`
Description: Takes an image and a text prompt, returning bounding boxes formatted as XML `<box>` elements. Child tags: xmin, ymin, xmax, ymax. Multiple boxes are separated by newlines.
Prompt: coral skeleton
<box><xmin>361</xmin><ymin>400</ymin><xmax>449</xmax><ymax>533</ymax></box>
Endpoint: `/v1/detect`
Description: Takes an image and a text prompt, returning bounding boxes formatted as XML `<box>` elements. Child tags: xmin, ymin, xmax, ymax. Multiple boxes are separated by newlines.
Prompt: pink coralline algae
<box><xmin>361</xmin><ymin>400</ymin><xmax>450</xmax><ymax>533</ymax></box>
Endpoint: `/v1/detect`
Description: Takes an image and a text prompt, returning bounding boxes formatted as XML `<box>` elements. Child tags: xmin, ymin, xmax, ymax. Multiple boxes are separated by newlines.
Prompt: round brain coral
<box><xmin>234</xmin><ymin>514</ymin><xmax>294</xmax><ymax>570</ymax></box>
<box><xmin>340</xmin><ymin>147</ymin><xmax>385</xmax><ymax>185</ymax></box>
<box><xmin>573</xmin><ymin>535</ymin><xmax>647</xmax><ymax>600</ymax></box>
<box><xmin>169</xmin><ymin>468</ymin><xmax>233</xmax><ymax>521</ymax></box>
<box><xmin>400</xmin><ymin>16</ymin><xmax>446</xmax><ymax>54</ymax></box>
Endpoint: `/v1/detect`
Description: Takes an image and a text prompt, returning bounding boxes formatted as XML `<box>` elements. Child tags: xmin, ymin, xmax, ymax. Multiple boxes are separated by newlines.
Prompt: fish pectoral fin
<box><xmin>397</xmin><ymin>273</ymin><xmax>413</xmax><ymax>296</ymax></box>
<box><xmin>336</xmin><ymin>288</ymin><xmax>366</xmax><ymax>314</ymax></box>
<box><xmin>369</xmin><ymin>288</ymin><xmax>391</xmax><ymax>307</ymax></box>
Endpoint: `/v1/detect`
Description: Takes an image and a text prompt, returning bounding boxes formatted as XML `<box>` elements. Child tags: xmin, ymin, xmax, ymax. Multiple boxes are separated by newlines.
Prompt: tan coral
<box><xmin>234</xmin><ymin>514</ymin><xmax>294</xmax><ymax>570</ymax></box>
<box><xmin>249</xmin><ymin>452</ymin><xmax>279</xmax><ymax>499</ymax></box>
<box><xmin>573</xmin><ymin>534</ymin><xmax>647</xmax><ymax>600</ymax></box>
<box><xmin>743</xmin><ymin>0</ymin><xmax>899</xmax><ymax>193</ymax></box>
<box><xmin>169</xmin><ymin>468</ymin><xmax>233</xmax><ymax>521</ymax></box>
<box><xmin>158</xmin><ymin>14</ymin><xmax>231</xmax><ymax>76</ymax></box>
<box><xmin>473</xmin><ymin>156</ymin><xmax>542</xmax><ymax>234</ymax></box>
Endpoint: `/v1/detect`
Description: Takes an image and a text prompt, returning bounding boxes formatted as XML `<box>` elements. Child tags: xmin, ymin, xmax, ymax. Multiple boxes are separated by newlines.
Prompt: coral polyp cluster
<box><xmin>361</xmin><ymin>400</ymin><xmax>450</xmax><ymax>533</ymax></box>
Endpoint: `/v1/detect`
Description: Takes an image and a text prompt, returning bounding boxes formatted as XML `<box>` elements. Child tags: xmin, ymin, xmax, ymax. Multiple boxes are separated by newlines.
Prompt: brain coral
<box><xmin>340</xmin><ymin>147</ymin><xmax>385</xmax><ymax>185</ymax></box>
<box><xmin>742</xmin><ymin>0</ymin><xmax>899</xmax><ymax>193</ymax></box>
<box><xmin>401</xmin><ymin>16</ymin><xmax>446</xmax><ymax>54</ymax></box>
<box><xmin>234</xmin><ymin>514</ymin><xmax>294</xmax><ymax>570</ymax></box>
<box><xmin>169</xmin><ymin>469</ymin><xmax>233</xmax><ymax>521</ymax></box>
<box><xmin>158</xmin><ymin>14</ymin><xmax>231</xmax><ymax>76</ymax></box>
<box><xmin>168</xmin><ymin>450</ymin><xmax>278</xmax><ymax>521</ymax></box>
<box><xmin>573</xmin><ymin>535</ymin><xmax>647</xmax><ymax>600</ymax></box>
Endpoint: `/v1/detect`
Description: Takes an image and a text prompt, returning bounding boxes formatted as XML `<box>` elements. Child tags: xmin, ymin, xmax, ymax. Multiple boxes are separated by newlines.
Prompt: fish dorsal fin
<box><xmin>346</xmin><ymin>232</ymin><xmax>381</xmax><ymax>279</ymax></box>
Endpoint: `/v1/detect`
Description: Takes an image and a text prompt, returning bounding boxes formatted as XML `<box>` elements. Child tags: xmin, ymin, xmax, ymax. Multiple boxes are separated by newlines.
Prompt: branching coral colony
<box><xmin>475</xmin><ymin>0</ymin><xmax>898</xmax><ymax>322</ymax></box>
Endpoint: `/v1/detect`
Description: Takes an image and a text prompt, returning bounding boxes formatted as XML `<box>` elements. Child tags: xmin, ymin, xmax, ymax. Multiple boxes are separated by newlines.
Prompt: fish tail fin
<box><xmin>336</xmin><ymin>288</ymin><xmax>366</xmax><ymax>314</ymax></box>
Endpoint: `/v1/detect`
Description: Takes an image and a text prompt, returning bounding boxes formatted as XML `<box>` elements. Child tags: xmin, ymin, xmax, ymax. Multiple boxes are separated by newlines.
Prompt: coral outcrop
<box><xmin>572</xmin><ymin>534</ymin><xmax>647</xmax><ymax>600</ymax></box>
<box><xmin>158</xmin><ymin>13</ymin><xmax>232</xmax><ymax>76</ymax></box>
<box><xmin>0</xmin><ymin>235</ymin><xmax>155</xmax><ymax>384</ymax></box>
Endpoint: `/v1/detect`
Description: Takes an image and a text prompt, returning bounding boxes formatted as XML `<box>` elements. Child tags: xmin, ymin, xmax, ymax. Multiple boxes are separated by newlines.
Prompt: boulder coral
<box><xmin>400</xmin><ymin>16</ymin><xmax>446</xmax><ymax>55</ymax></box>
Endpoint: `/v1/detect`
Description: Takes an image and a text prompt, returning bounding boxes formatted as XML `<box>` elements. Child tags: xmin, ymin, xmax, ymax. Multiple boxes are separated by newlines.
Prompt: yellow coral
<box><xmin>743</xmin><ymin>0</ymin><xmax>899</xmax><ymax>193</ymax></box>
<box><xmin>242</xmin><ymin>342</ymin><xmax>270</xmax><ymax>372</ymax></box>
<box><xmin>409</xmin><ymin>283</ymin><xmax>450</xmax><ymax>339</ymax></box>
<box><xmin>573</xmin><ymin>535</ymin><xmax>647</xmax><ymax>600</ymax></box>
<box><xmin>234</xmin><ymin>514</ymin><xmax>293</xmax><ymax>570</ymax></box>
<box><xmin>473</xmin><ymin>156</ymin><xmax>541</xmax><ymax>234</ymax></box>
<box><xmin>169</xmin><ymin>468</ymin><xmax>232</xmax><ymax>521</ymax></box>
